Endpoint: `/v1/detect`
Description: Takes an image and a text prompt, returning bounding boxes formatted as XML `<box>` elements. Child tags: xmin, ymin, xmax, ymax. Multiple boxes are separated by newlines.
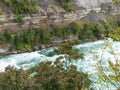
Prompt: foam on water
<box><xmin>74</xmin><ymin>39</ymin><xmax>120</xmax><ymax>90</ymax></box>
<box><xmin>0</xmin><ymin>48</ymin><xmax>58</xmax><ymax>71</ymax></box>
<box><xmin>0</xmin><ymin>39</ymin><xmax>120</xmax><ymax>89</ymax></box>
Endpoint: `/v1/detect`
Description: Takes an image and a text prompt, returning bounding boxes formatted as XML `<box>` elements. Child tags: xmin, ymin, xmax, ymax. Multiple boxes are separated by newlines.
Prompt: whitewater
<box><xmin>0</xmin><ymin>38</ymin><xmax>120</xmax><ymax>90</ymax></box>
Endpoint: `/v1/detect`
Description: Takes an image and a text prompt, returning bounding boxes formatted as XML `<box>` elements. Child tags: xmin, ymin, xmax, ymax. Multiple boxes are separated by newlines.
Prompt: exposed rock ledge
<box><xmin>0</xmin><ymin>8</ymin><xmax>120</xmax><ymax>31</ymax></box>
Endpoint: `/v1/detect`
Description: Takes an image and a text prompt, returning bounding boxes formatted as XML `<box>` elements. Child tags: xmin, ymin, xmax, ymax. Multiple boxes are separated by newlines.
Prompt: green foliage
<box><xmin>112</xmin><ymin>0</ymin><xmax>120</xmax><ymax>4</ymax></box>
<box><xmin>51</xmin><ymin>24</ymin><xmax>71</xmax><ymax>38</ymax></box>
<box><xmin>3</xmin><ymin>0</ymin><xmax>38</xmax><ymax>14</ymax></box>
<box><xmin>0</xmin><ymin>19</ymin><xmax>118</xmax><ymax>51</ymax></box>
<box><xmin>106</xmin><ymin>16</ymin><xmax>118</xmax><ymax>29</ymax></box>
<box><xmin>61</xmin><ymin>2</ymin><xmax>73</xmax><ymax>12</ymax></box>
<box><xmin>14</xmin><ymin>15</ymin><xmax>23</xmax><ymax>24</ymax></box>
<box><xmin>109</xmin><ymin>27</ymin><xmax>120</xmax><ymax>41</ymax></box>
<box><xmin>12</xmin><ymin>28</ymin><xmax>51</xmax><ymax>50</ymax></box>
<box><xmin>0</xmin><ymin>27</ymin><xmax>51</xmax><ymax>51</ymax></box>
<box><xmin>0</xmin><ymin>66</ymin><xmax>30</xmax><ymax>90</ymax></box>
<box><xmin>0</xmin><ymin>60</ymin><xmax>91</xmax><ymax>90</ymax></box>
<box><xmin>54</xmin><ymin>40</ymin><xmax>83</xmax><ymax>69</ymax></box>
<box><xmin>69</xmin><ymin>21</ymin><xmax>82</xmax><ymax>35</ymax></box>
<box><xmin>99</xmin><ymin>19</ymin><xmax>112</xmax><ymax>36</ymax></box>
<box><xmin>116</xmin><ymin>15</ymin><xmax>120</xmax><ymax>27</ymax></box>
<box><xmin>109</xmin><ymin>15</ymin><xmax>120</xmax><ymax>41</ymax></box>
<box><xmin>58</xmin><ymin>0</ymin><xmax>73</xmax><ymax>12</ymax></box>
<box><xmin>107</xmin><ymin>28</ymin><xmax>120</xmax><ymax>89</ymax></box>
<box><xmin>3</xmin><ymin>0</ymin><xmax>12</xmax><ymax>6</ymax></box>
<box><xmin>78</xmin><ymin>23</ymin><xmax>102</xmax><ymax>40</ymax></box>
<box><xmin>31</xmin><ymin>61</ymin><xmax>91</xmax><ymax>90</ymax></box>
<box><xmin>100</xmin><ymin>19</ymin><xmax>120</xmax><ymax>90</ymax></box>
<box><xmin>95</xmin><ymin>41</ymin><xmax>120</xmax><ymax>89</ymax></box>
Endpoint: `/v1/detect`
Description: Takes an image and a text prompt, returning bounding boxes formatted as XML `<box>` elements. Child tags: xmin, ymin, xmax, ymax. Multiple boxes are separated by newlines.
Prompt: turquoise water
<box><xmin>0</xmin><ymin>38</ymin><xmax>120</xmax><ymax>90</ymax></box>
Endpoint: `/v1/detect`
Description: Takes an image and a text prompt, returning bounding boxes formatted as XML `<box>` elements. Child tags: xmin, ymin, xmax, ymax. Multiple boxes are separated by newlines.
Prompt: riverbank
<box><xmin>0</xmin><ymin>44</ymin><xmax>54</xmax><ymax>57</ymax></box>
<box><xmin>0</xmin><ymin>13</ymin><xmax>119</xmax><ymax>57</ymax></box>
<box><xmin>0</xmin><ymin>37</ymin><xmax>101</xmax><ymax>58</ymax></box>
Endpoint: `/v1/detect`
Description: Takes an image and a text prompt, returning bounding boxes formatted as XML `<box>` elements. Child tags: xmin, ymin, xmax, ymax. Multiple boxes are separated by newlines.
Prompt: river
<box><xmin>0</xmin><ymin>38</ymin><xmax>120</xmax><ymax>90</ymax></box>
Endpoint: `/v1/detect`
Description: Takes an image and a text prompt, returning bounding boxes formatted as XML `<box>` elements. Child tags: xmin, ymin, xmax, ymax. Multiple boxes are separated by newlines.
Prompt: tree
<box><xmin>54</xmin><ymin>40</ymin><xmax>83</xmax><ymax>69</ymax></box>
<box><xmin>0</xmin><ymin>66</ymin><xmax>30</xmax><ymax>90</ymax></box>
<box><xmin>112</xmin><ymin>0</ymin><xmax>120</xmax><ymax>4</ymax></box>
<box><xmin>95</xmin><ymin>29</ymin><xmax>120</xmax><ymax>89</ymax></box>
<box><xmin>94</xmin><ymin>40</ymin><xmax>120</xmax><ymax>89</ymax></box>
<box><xmin>30</xmin><ymin>60</ymin><xmax>91</xmax><ymax>90</ymax></box>
<box><xmin>109</xmin><ymin>27</ymin><xmax>120</xmax><ymax>41</ymax></box>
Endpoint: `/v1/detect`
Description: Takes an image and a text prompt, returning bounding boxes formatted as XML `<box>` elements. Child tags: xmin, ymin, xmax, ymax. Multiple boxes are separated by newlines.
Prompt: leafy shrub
<box><xmin>14</xmin><ymin>15</ymin><xmax>23</xmax><ymax>24</ymax></box>
<box><xmin>58</xmin><ymin>0</ymin><xmax>73</xmax><ymax>12</ymax></box>
<box><xmin>3</xmin><ymin>0</ymin><xmax>12</xmax><ymax>6</ymax></box>
<box><xmin>61</xmin><ymin>2</ymin><xmax>73</xmax><ymax>12</ymax></box>
<box><xmin>3</xmin><ymin>0</ymin><xmax>38</xmax><ymax>14</ymax></box>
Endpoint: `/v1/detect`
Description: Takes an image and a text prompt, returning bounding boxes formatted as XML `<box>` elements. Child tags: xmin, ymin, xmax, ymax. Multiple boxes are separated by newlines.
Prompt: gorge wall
<box><xmin>0</xmin><ymin>0</ymin><xmax>119</xmax><ymax>31</ymax></box>
<box><xmin>0</xmin><ymin>0</ymin><xmax>120</xmax><ymax>55</ymax></box>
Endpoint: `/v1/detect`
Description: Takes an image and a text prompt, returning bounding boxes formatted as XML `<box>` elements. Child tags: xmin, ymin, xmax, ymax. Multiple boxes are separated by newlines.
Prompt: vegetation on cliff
<box><xmin>57</xmin><ymin>0</ymin><xmax>73</xmax><ymax>12</ymax></box>
<box><xmin>112</xmin><ymin>0</ymin><xmax>120</xmax><ymax>4</ymax></box>
<box><xmin>3</xmin><ymin>0</ymin><xmax>38</xmax><ymax>14</ymax></box>
<box><xmin>0</xmin><ymin>14</ymin><xmax>119</xmax><ymax>51</ymax></box>
<box><xmin>1</xmin><ymin>0</ymin><xmax>74</xmax><ymax>14</ymax></box>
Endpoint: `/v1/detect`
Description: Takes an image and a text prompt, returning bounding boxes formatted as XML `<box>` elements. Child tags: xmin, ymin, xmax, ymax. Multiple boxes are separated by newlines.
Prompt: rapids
<box><xmin>0</xmin><ymin>38</ymin><xmax>120</xmax><ymax>90</ymax></box>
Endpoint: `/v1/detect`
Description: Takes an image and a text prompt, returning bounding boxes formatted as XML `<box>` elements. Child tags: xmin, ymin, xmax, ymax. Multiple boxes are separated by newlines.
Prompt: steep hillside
<box><xmin>0</xmin><ymin>0</ymin><xmax>119</xmax><ymax>32</ymax></box>
<box><xmin>0</xmin><ymin>0</ymin><xmax>113</xmax><ymax>14</ymax></box>
<box><xmin>0</xmin><ymin>0</ymin><xmax>65</xmax><ymax>14</ymax></box>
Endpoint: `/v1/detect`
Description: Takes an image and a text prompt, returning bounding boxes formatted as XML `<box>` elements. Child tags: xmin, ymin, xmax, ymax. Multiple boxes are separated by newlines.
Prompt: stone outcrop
<box><xmin>74</xmin><ymin>0</ymin><xmax>112</xmax><ymax>9</ymax></box>
<box><xmin>0</xmin><ymin>0</ymin><xmax>119</xmax><ymax>31</ymax></box>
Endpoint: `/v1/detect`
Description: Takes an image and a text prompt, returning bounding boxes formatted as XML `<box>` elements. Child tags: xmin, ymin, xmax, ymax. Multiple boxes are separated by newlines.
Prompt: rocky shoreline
<box><xmin>0</xmin><ymin>37</ymin><xmax>99</xmax><ymax>58</ymax></box>
<box><xmin>0</xmin><ymin>44</ymin><xmax>55</xmax><ymax>57</ymax></box>
<box><xmin>0</xmin><ymin>35</ymin><xmax>77</xmax><ymax>57</ymax></box>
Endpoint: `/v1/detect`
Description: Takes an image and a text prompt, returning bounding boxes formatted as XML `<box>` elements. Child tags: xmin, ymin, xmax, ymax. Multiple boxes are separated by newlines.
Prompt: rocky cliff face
<box><xmin>38</xmin><ymin>0</ymin><xmax>113</xmax><ymax>14</ymax></box>
<box><xmin>74</xmin><ymin>0</ymin><xmax>112</xmax><ymax>9</ymax></box>
<box><xmin>0</xmin><ymin>0</ymin><xmax>113</xmax><ymax>15</ymax></box>
<box><xmin>0</xmin><ymin>0</ymin><xmax>119</xmax><ymax>31</ymax></box>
